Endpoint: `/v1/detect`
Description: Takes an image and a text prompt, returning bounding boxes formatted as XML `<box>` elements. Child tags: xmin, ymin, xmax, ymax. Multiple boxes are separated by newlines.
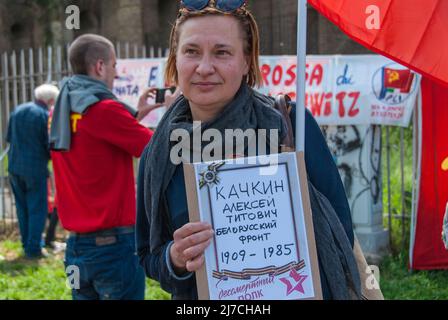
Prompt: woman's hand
<box><xmin>136</xmin><ymin>87</ymin><xmax>164</xmax><ymax>121</ymax></box>
<box><xmin>169</xmin><ymin>222</ymin><xmax>214</xmax><ymax>274</ymax></box>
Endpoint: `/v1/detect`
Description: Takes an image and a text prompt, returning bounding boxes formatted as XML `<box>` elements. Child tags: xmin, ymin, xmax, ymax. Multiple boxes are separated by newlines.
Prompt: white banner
<box><xmin>115</xmin><ymin>55</ymin><xmax>420</xmax><ymax>127</ymax></box>
<box><xmin>258</xmin><ymin>55</ymin><xmax>421</xmax><ymax>127</ymax></box>
<box><xmin>113</xmin><ymin>58</ymin><xmax>166</xmax><ymax>128</ymax></box>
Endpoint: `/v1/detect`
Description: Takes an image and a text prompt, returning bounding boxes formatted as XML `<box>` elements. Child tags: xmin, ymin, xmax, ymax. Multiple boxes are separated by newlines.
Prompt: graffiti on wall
<box><xmin>321</xmin><ymin>125</ymin><xmax>382</xmax><ymax>221</ymax></box>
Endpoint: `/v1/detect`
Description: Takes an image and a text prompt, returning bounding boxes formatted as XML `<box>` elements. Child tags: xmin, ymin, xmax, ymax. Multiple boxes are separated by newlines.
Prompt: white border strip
<box><xmin>409</xmin><ymin>84</ymin><xmax>423</xmax><ymax>270</ymax></box>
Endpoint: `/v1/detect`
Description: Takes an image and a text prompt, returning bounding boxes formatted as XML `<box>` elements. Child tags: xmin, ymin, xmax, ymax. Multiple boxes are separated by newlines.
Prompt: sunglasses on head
<box><xmin>180</xmin><ymin>0</ymin><xmax>247</xmax><ymax>12</ymax></box>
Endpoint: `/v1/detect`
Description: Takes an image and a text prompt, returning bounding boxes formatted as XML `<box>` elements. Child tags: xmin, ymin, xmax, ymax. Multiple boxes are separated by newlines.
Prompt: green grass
<box><xmin>0</xmin><ymin>239</ymin><xmax>170</xmax><ymax>300</ymax></box>
<box><xmin>0</xmin><ymin>124</ymin><xmax>445</xmax><ymax>300</ymax></box>
<box><xmin>381</xmin><ymin>125</ymin><xmax>413</xmax><ymax>255</ymax></box>
<box><xmin>0</xmin><ymin>240</ymin><xmax>70</xmax><ymax>300</ymax></box>
<box><xmin>376</xmin><ymin>125</ymin><xmax>448</xmax><ymax>300</ymax></box>
<box><xmin>380</xmin><ymin>253</ymin><xmax>448</xmax><ymax>299</ymax></box>
<box><xmin>2</xmin><ymin>237</ymin><xmax>448</xmax><ymax>300</ymax></box>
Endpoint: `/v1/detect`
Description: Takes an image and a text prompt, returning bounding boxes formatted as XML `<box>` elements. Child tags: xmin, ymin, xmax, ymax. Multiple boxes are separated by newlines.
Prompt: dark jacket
<box><xmin>136</xmin><ymin>103</ymin><xmax>354</xmax><ymax>299</ymax></box>
<box><xmin>7</xmin><ymin>101</ymin><xmax>50</xmax><ymax>178</ymax></box>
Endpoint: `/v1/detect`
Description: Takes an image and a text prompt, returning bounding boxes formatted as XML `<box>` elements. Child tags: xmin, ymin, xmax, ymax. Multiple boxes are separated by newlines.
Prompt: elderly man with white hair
<box><xmin>7</xmin><ymin>83</ymin><xmax>59</xmax><ymax>259</ymax></box>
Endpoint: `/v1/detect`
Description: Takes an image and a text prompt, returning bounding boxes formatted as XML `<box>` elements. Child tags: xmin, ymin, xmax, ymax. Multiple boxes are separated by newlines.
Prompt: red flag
<box><xmin>307</xmin><ymin>0</ymin><xmax>448</xmax><ymax>87</ymax></box>
<box><xmin>383</xmin><ymin>68</ymin><xmax>414</xmax><ymax>92</ymax></box>
<box><xmin>412</xmin><ymin>77</ymin><xmax>448</xmax><ymax>270</ymax></box>
<box><xmin>379</xmin><ymin>68</ymin><xmax>416</xmax><ymax>99</ymax></box>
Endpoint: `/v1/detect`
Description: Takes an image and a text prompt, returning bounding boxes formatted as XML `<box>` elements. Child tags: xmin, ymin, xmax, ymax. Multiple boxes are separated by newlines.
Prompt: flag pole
<box><xmin>296</xmin><ymin>0</ymin><xmax>308</xmax><ymax>152</ymax></box>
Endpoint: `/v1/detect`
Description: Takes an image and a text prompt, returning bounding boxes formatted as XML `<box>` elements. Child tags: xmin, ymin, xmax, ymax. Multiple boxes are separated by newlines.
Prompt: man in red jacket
<box><xmin>49</xmin><ymin>34</ymin><xmax>165</xmax><ymax>300</ymax></box>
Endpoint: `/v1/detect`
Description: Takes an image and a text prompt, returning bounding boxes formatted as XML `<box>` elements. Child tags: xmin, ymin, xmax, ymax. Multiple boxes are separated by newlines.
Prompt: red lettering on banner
<box><xmin>370</xmin><ymin>105</ymin><xmax>405</xmax><ymax>120</ymax></box>
<box><xmin>261</xmin><ymin>64</ymin><xmax>297</xmax><ymax>87</ymax></box>
<box><xmin>306</xmin><ymin>92</ymin><xmax>333</xmax><ymax>117</ymax></box>
<box><xmin>285</xmin><ymin>65</ymin><xmax>296</xmax><ymax>86</ymax></box>
<box><xmin>309</xmin><ymin>93</ymin><xmax>324</xmax><ymax>116</ymax></box>
<box><xmin>272</xmin><ymin>65</ymin><xmax>283</xmax><ymax>86</ymax></box>
<box><xmin>262</xmin><ymin>63</ymin><xmax>332</xmax><ymax>110</ymax></box>
<box><xmin>306</xmin><ymin>64</ymin><xmax>323</xmax><ymax>86</ymax></box>
<box><xmin>261</xmin><ymin>63</ymin><xmax>324</xmax><ymax>87</ymax></box>
<box><xmin>287</xmin><ymin>92</ymin><xmax>296</xmax><ymax>100</ymax></box>
<box><xmin>261</xmin><ymin>64</ymin><xmax>270</xmax><ymax>86</ymax></box>
<box><xmin>348</xmin><ymin>92</ymin><xmax>360</xmax><ymax>117</ymax></box>
<box><xmin>336</xmin><ymin>91</ymin><xmax>361</xmax><ymax>118</ymax></box>
<box><xmin>336</xmin><ymin>92</ymin><xmax>346</xmax><ymax>117</ymax></box>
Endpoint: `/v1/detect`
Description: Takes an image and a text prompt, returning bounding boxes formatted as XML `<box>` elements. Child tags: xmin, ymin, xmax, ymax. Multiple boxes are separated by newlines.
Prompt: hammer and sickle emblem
<box><xmin>387</xmin><ymin>70</ymin><xmax>399</xmax><ymax>83</ymax></box>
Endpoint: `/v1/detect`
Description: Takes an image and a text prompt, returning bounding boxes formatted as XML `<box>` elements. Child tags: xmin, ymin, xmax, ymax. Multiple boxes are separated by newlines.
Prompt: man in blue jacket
<box><xmin>7</xmin><ymin>84</ymin><xmax>59</xmax><ymax>259</ymax></box>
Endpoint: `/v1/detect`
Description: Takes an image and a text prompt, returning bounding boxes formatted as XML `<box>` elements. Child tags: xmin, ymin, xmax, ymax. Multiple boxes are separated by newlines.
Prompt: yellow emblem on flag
<box><xmin>442</xmin><ymin>157</ymin><xmax>448</xmax><ymax>171</ymax></box>
<box><xmin>387</xmin><ymin>70</ymin><xmax>400</xmax><ymax>83</ymax></box>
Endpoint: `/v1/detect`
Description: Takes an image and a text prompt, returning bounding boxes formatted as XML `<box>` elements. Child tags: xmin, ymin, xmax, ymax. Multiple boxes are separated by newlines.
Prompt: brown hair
<box><xmin>165</xmin><ymin>6</ymin><xmax>263</xmax><ymax>88</ymax></box>
<box><xmin>69</xmin><ymin>34</ymin><xmax>114</xmax><ymax>75</ymax></box>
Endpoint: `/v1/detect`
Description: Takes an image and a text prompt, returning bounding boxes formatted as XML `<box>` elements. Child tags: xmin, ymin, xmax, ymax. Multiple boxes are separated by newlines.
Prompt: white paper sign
<box><xmin>116</xmin><ymin>55</ymin><xmax>420</xmax><ymax>127</ymax></box>
<box><xmin>113</xmin><ymin>58</ymin><xmax>166</xmax><ymax>127</ymax></box>
<box><xmin>258</xmin><ymin>55</ymin><xmax>421</xmax><ymax>127</ymax></box>
<box><xmin>185</xmin><ymin>153</ymin><xmax>321</xmax><ymax>300</ymax></box>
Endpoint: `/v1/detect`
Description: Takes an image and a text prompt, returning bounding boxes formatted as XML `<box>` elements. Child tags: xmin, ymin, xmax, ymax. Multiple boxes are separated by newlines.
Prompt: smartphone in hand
<box><xmin>155</xmin><ymin>87</ymin><xmax>176</xmax><ymax>104</ymax></box>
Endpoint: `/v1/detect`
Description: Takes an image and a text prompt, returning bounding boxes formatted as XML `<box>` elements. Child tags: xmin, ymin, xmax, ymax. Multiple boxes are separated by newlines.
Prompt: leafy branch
<box><xmin>26</xmin><ymin>0</ymin><xmax>62</xmax><ymax>46</ymax></box>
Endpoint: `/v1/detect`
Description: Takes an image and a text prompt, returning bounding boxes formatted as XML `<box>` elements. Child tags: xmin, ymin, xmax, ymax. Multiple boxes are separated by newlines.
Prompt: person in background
<box><xmin>44</xmin><ymin>103</ymin><xmax>64</xmax><ymax>252</ymax></box>
<box><xmin>49</xmin><ymin>33</ymin><xmax>169</xmax><ymax>300</ymax></box>
<box><xmin>442</xmin><ymin>202</ymin><xmax>448</xmax><ymax>250</ymax></box>
<box><xmin>7</xmin><ymin>83</ymin><xmax>59</xmax><ymax>259</ymax></box>
<box><xmin>44</xmin><ymin>167</ymin><xmax>64</xmax><ymax>252</ymax></box>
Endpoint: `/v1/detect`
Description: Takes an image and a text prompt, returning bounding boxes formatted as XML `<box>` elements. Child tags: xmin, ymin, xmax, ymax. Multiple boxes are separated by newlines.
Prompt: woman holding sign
<box><xmin>137</xmin><ymin>0</ymin><xmax>360</xmax><ymax>300</ymax></box>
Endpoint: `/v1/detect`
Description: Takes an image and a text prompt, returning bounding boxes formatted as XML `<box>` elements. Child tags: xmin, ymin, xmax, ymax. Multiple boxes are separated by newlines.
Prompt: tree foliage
<box><xmin>26</xmin><ymin>0</ymin><xmax>62</xmax><ymax>46</ymax></box>
<box><xmin>27</xmin><ymin>0</ymin><xmax>60</xmax><ymax>11</ymax></box>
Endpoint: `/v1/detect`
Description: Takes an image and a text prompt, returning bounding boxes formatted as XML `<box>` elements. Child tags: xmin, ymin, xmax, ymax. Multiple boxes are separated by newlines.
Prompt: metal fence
<box><xmin>0</xmin><ymin>44</ymin><xmax>415</xmax><ymax>252</ymax></box>
<box><xmin>0</xmin><ymin>43</ymin><xmax>167</xmax><ymax>232</ymax></box>
<box><xmin>383</xmin><ymin>120</ymin><xmax>416</xmax><ymax>252</ymax></box>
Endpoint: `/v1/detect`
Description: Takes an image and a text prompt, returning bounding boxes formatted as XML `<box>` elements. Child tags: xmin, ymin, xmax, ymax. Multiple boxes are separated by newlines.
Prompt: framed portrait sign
<box><xmin>183</xmin><ymin>152</ymin><xmax>322</xmax><ymax>300</ymax></box>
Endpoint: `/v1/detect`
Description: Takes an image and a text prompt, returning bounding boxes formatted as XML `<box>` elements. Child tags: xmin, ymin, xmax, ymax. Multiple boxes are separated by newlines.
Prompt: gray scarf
<box><xmin>308</xmin><ymin>182</ymin><xmax>361</xmax><ymax>299</ymax></box>
<box><xmin>142</xmin><ymin>83</ymin><xmax>360</xmax><ymax>299</ymax></box>
<box><xmin>143</xmin><ymin>83</ymin><xmax>286</xmax><ymax>250</ymax></box>
<box><xmin>49</xmin><ymin>75</ymin><xmax>137</xmax><ymax>151</ymax></box>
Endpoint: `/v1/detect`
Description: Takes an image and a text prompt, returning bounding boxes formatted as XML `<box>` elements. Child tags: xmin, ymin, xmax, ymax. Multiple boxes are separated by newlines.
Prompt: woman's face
<box><xmin>176</xmin><ymin>15</ymin><xmax>250</xmax><ymax>120</ymax></box>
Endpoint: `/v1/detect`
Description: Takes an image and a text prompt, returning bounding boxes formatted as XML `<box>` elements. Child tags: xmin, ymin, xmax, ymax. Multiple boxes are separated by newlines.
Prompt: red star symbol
<box><xmin>280</xmin><ymin>268</ymin><xmax>308</xmax><ymax>296</ymax></box>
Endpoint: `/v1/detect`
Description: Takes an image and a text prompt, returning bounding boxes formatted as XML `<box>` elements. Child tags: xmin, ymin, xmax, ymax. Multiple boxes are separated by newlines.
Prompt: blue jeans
<box><xmin>65</xmin><ymin>231</ymin><xmax>146</xmax><ymax>300</ymax></box>
<box><xmin>9</xmin><ymin>174</ymin><xmax>48</xmax><ymax>258</ymax></box>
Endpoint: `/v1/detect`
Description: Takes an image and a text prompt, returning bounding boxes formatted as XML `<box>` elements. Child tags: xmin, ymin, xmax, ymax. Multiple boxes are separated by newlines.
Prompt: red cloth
<box><xmin>412</xmin><ymin>77</ymin><xmax>448</xmax><ymax>269</ymax></box>
<box><xmin>47</xmin><ymin>179</ymin><xmax>56</xmax><ymax>213</ymax></box>
<box><xmin>383</xmin><ymin>68</ymin><xmax>414</xmax><ymax>93</ymax></box>
<box><xmin>307</xmin><ymin>0</ymin><xmax>448</xmax><ymax>87</ymax></box>
<box><xmin>47</xmin><ymin>108</ymin><xmax>57</xmax><ymax>213</ymax></box>
<box><xmin>51</xmin><ymin>100</ymin><xmax>152</xmax><ymax>233</ymax></box>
